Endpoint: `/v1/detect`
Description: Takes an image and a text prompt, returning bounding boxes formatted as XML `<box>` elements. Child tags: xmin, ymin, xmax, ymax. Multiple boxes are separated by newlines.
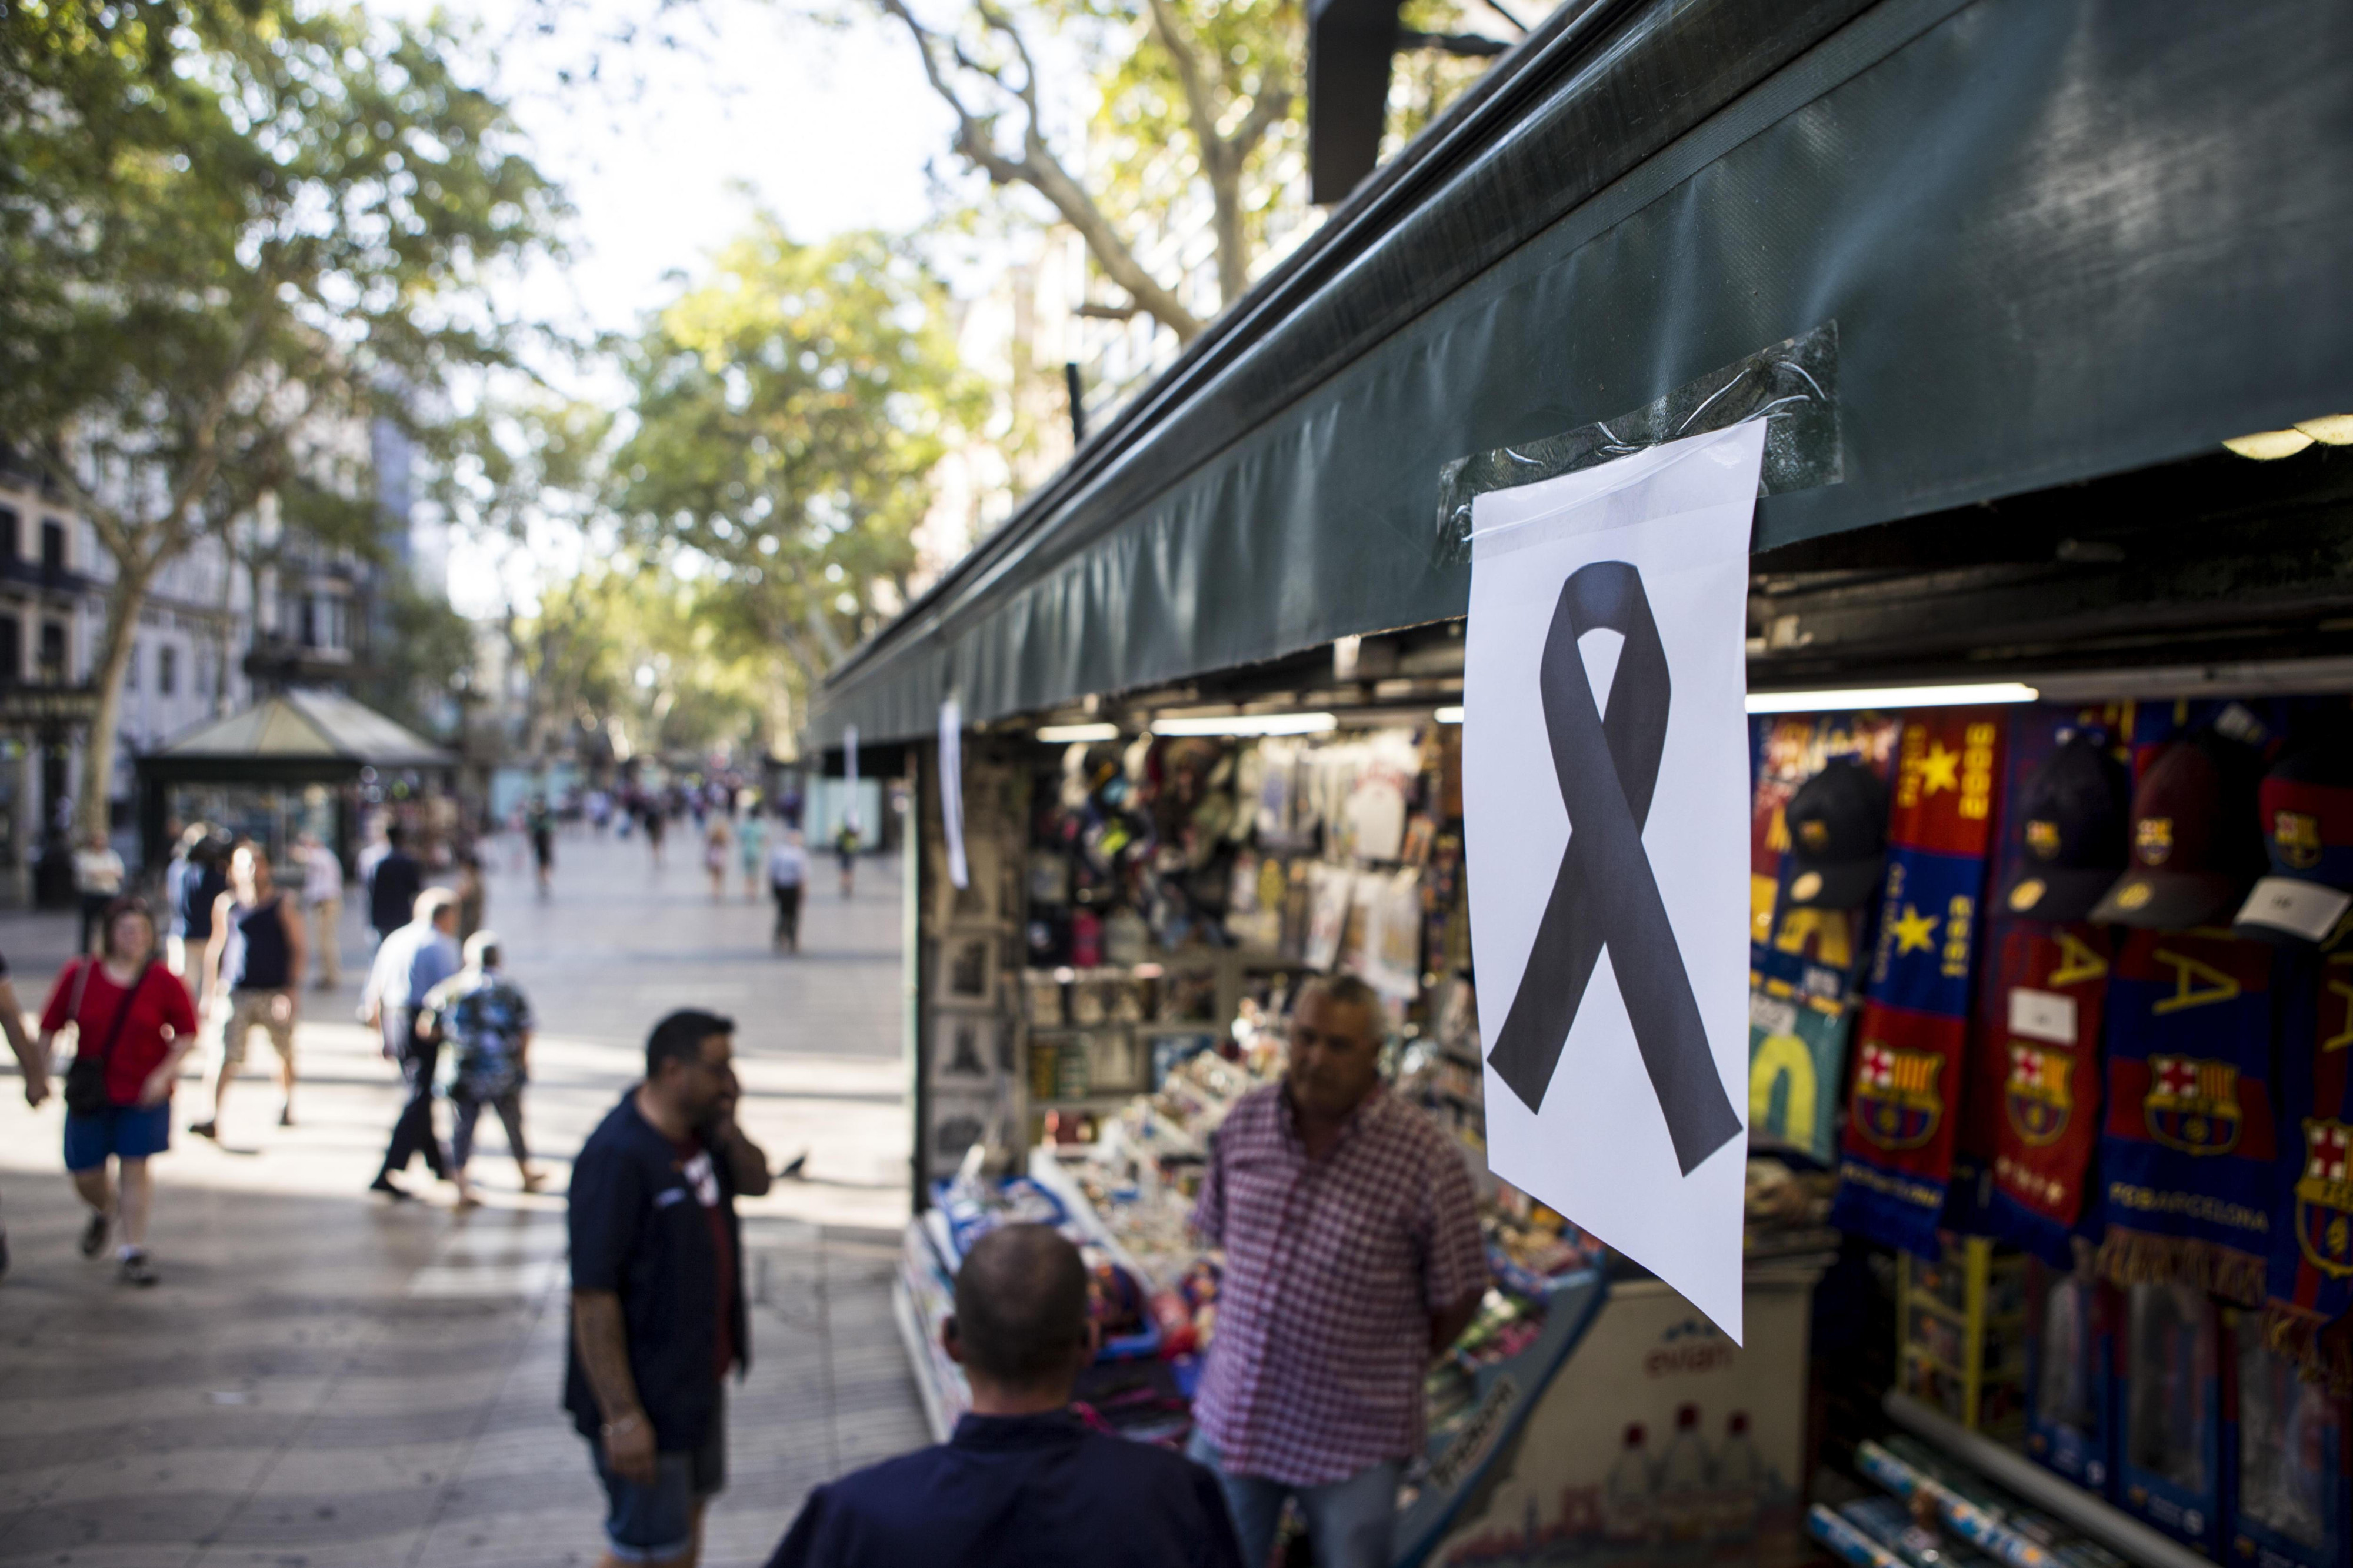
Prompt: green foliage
<box><xmin>368</xmin><ymin>576</ymin><xmax>478</xmax><ymax>742</ymax></box>
<box><xmin>610</xmin><ymin>218</ymin><xmax>979</xmax><ymax>695</ymax></box>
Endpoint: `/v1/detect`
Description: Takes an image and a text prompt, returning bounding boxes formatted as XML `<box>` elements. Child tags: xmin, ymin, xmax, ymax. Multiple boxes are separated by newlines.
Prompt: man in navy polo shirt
<box><xmin>764</xmin><ymin>1223</ymin><xmax>1242</xmax><ymax>1568</ymax></box>
<box><xmin>568</xmin><ymin>1010</ymin><xmax>772</xmax><ymax>1568</ymax></box>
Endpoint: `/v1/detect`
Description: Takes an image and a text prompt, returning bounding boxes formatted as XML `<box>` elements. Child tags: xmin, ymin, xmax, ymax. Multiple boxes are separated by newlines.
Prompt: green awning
<box><xmin>141</xmin><ymin>689</ymin><xmax>454</xmax><ymax>782</ymax></box>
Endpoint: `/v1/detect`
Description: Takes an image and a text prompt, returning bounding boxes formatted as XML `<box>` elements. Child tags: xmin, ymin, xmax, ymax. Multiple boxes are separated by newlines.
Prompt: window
<box><xmin>38</xmin><ymin>620</ymin><xmax>65</xmax><ymax>676</ymax></box>
<box><xmin>38</xmin><ymin>521</ymin><xmax>64</xmax><ymax>574</ymax></box>
<box><xmin>159</xmin><ymin>644</ymin><xmax>177</xmax><ymax>695</ymax></box>
<box><xmin>125</xmin><ymin>641</ymin><xmax>139</xmax><ymax>691</ymax></box>
<box><xmin>0</xmin><ymin>616</ymin><xmax>19</xmax><ymax>682</ymax></box>
<box><xmin>0</xmin><ymin>508</ymin><xmax>17</xmax><ymax>562</ymax></box>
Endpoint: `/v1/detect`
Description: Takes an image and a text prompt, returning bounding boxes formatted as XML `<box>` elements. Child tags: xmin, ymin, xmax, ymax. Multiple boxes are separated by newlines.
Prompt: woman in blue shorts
<box><xmin>39</xmin><ymin>897</ymin><xmax>198</xmax><ymax>1286</ymax></box>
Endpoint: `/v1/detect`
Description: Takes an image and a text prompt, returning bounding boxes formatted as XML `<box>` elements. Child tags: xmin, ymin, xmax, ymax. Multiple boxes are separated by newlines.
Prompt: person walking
<box><xmin>702</xmin><ymin>815</ymin><xmax>731</xmax><ymax>901</ymax></box>
<box><xmin>1</xmin><ymin>946</ymin><xmax>49</xmax><ymax>1280</ymax></box>
<box><xmin>834</xmin><ymin>819</ymin><xmax>858</xmax><ymax>899</ymax></box>
<box><xmin>296</xmin><ymin>831</ymin><xmax>344</xmax><ymax>990</ymax></box>
<box><xmin>73</xmin><ymin>829</ymin><xmax>125</xmax><ymax>955</ymax></box>
<box><xmin>161</xmin><ymin>825</ymin><xmax>210</xmax><ymax>978</ymax></box>
<box><xmin>454</xmin><ymin>850</ymin><xmax>487</xmax><ymax>944</ymax></box>
<box><xmin>568</xmin><ymin>1010</ymin><xmax>771</xmax><ymax>1568</ymax></box>
<box><xmin>765</xmin><ymin>1223</ymin><xmax>1243</xmax><ymax>1568</ymax></box>
<box><xmin>420</xmin><ymin>930</ymin><xmax>542</xmax><ymax>1209</ymax></box>
<box><xmin>362</xmin><ymin>889</ymin><xmax>462</xmax><ymax>1200</ymax></box>
<box><xmin>735</xmin><ymin>809</ymin><xmax>768</xmax><ymax>903</ymax></box>
<box><xmin>766</xmin><ymin>831</ymin><xmax>808</xmax><ymax>955</ymax></box>
<box><xmin>529</xmin><ymin>797</ymin><xmax>556</xmax><ymax>898</ymax></box>
<box><xmin>643</xmin><ymin>797</ymin><xmax>667</xmax><ymax>871</ymax></box>
<box><xmin>189</xmin><ymin>843</ymin><xmax>307</xmax><ymax>1141</ymax></box>
<box><xmin>365</xmin><ymin>823</ymin><xmax>424</xmax><ymax>949</ymax></box>
<box><xmin>165</xmin><ymin>831</ymin><xmax>228</xmax><ymax>989</ymax></box>
<box><xmin>1184</xmin><ymin>975</ymin><xmax>1488</xmax><ymax>1568</ymax></box>
<box><xmin>42</xmin><ymin>897</ymin><xmax>199</xmax><ymax>1287</ymax></box>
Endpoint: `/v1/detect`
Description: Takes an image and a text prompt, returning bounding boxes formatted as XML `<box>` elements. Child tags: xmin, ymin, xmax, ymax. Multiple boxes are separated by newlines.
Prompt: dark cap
<box><xmin>1996</xmin><ymin>733</ymin><xmax>2129</xmax><ymax>923</ymax></box>
<box><xmin>1782</xmin><ymin>755</ymin><xmax>1890</xmax><ymax>910</ymax></box>
<box><xmin>2089</xmin><ymin>734</ymin><xmax>2264</xmax><ymax>929</ymax></box>
<box><xmin>2234</xmin><ymin>733</ymin><xmax>2353</xmax><ymax>944</ymax></box>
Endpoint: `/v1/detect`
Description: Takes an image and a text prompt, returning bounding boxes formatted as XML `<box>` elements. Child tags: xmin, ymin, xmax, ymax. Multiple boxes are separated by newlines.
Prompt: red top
<box><xmin>1190</xmin><ymin>1083</ymin><xmax>1490</xmax><ymax>1485</ymax></box>
<box><xmin>42</xmin><ymin>960</ymin><xmax>198</xmax><ymax>1106</ymax></box>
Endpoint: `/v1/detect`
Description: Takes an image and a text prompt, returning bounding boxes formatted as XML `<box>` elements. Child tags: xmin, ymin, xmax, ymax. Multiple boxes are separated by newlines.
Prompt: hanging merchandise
<box><xmin>2097</xmin><ymin>929</ymin><xmax>2279</xmax><ymax>1307</ymax></box>
<box><xmin>2227</xmin><ymin>1309</ymin><xmax>2351</xmax><ymax>1568</ymax></box>
<box><xmin>2265</xmin><ymin>946</ymin><xmax>2353</xmax><ymax>1391</ymax></box>
<box><xmin>2024</xmin><ymin>1259</ymin><xmax>2115</xmax><ymax>1494</ymax></box>
<box><xmin>1975</xmin><ymin>920</ymin><xmax>2112</xmax><ymax>1268</ymax></box>
<box><xmin>2089</xmin><ymin>732</ymin><xmax>2268</xmax><ymax>929</ymax></box>
<box><xmin>2115</xmin><ymin>1280</ymin><xmax>2224</xmax><ymax>1552</ymax></box>
<box><xmin>1829</xmin><ymin>710</ymin><xmax>2005</xmax><ymax>1257</ymax></box>
<box><xmin>1747</xmin><ymin>988</ymin><xmax>1852</xmax><ymax>1165</ymax></box>
<box><xmin>2235</xmin><ymin>732</ymin><xmax>2353</xmax><ymax>944</ymax></box>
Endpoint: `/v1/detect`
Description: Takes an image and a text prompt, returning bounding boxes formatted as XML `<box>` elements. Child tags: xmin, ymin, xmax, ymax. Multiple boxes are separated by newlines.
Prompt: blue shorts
<box><xmin>591</xmin><ymin>1410</ymin><xmax>726</xmax><ymax>1563</ymax></box>
<box><xmin>64</xmin><ymin>1101</ymin><xmax>172</xmax><ymax>1172</ymax></box>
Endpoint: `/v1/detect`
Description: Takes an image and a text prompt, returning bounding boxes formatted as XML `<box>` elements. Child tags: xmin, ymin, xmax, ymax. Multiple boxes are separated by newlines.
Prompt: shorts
<box><xmin>64</xmin><ymin>1101</ymin><xmax>172</xmax><ymax>1172</ymax></box>
<box><xmin>591</xmin><ymin>1409</ymin><xmax>726</xmax><ymax>1563</ymax></box>
<box><xmin>213</xmin><ymin>989</ymin><xmax>296</xmax><ymax>1070</ymax></box>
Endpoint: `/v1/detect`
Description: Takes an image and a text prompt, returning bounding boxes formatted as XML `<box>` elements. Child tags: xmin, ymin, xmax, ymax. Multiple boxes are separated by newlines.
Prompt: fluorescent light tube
<box><xmin>1036</xmin><ymin>722</ymin><xmax>1120</xmax><ymax>743</ymax></box>
<box><xmin>1152</xmin><ymin>712</ymin><xmax>1338</xmax><ymax>738</ymax></box>
<box><xmin>1745</xmin><ymin>682</ymin><xmax>2038</xmax><ymax>715</ymax></box>
<box><xmin>1434</xmin><ymin>706</ymin><xmax>1465</xmax><ymax>723</ymax></box>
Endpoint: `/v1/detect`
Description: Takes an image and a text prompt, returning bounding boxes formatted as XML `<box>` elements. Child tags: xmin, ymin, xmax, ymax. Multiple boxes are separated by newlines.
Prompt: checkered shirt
<box><xmin>1189</xmin><ymin>1082</ymin><xmax>1488</xmax><ymax>1486</ymax></box>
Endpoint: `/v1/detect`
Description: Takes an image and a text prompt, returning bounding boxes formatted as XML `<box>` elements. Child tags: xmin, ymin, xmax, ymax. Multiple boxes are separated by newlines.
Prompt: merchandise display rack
<box><xmin>1897</xmin><ymin>1236</ymin><xmax>2027</xmax><ymax>1434</ymax></box>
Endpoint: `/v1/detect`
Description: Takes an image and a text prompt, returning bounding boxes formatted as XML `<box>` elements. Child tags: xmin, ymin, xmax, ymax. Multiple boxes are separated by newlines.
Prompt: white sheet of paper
<box><xmin>939</xmin><ymin>698</ymin><xmax>969</xmax><ymax>890</ymax></box>
<box><xmin>1464</xmin><ymin>422</ymin><xmax>1764</xmax><ymax>1340</ymax></box>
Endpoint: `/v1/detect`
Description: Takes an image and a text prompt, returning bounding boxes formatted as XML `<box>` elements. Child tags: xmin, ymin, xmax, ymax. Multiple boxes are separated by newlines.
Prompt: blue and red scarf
<box><xmin>2097</xmin><ymin>928</ymin><xmax>2278</xmax><ymax>1306</ymax></box>
<box><xmin>2267</xmin><ymin>948</ymin><xmax>2353</xmax><ymax>1391</ymax></box>
<box><xmin>1830</xmin><ymin>710</ymin><xmax>2005</xmax><ymax>1256</ymax></box>
<box><xmin>1975</xmin><ymin>920</ymin><xmax>2111</xmax><ymax>1266</ymax></box>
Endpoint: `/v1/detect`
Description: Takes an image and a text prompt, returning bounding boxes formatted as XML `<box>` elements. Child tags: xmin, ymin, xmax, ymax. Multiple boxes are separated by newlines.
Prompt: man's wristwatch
<box><xmin>601</xmin><ymin>1413</ymin><xmax>645</xmax><ymax>1439</ymax></box>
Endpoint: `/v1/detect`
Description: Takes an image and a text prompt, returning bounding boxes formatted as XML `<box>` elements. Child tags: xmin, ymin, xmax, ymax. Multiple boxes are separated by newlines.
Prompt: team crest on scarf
<box><xmin>2005</xmin><ymin>1044</ymin><xmax>2073</xmax><ymax>1147</ymax></box>
<box><xmin>1855</xmin><ymin>1041</ymin><xmax>1943</xmax><ymax>1150</ymax></box>
<box><xmin>2145</xmin><ymin>1055</ymin><xmax>2243</xmax><ymax>1155</ymax></box>
<box><xmin>2274</xmin><ymin>809</ymin><xmax>2324</xmax><ymax>870</ymax></box>
<box><xmin>2297</xmin><ymin>1119</ymin><xmax>2353</xmax><ymax>1279</ymax></box>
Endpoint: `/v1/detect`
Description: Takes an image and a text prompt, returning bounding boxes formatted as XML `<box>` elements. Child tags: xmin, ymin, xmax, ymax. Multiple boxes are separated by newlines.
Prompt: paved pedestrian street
<box><xmin>0</xmin><ymin>830</ymin><xmax>927</xmax><ymax>1567</ymax></box>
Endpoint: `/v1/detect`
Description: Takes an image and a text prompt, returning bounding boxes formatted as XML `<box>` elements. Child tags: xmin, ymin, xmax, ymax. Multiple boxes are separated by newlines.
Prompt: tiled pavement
<box><xmin>0</xmin><ymin>830</ymin><xmax>928</xmax><ymax>1567</ymax></box>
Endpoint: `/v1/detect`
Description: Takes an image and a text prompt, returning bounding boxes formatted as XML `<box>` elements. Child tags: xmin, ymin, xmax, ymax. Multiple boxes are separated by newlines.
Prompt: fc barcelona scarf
<box><xmin>2097</xmin><ymin>928</ymin><xmax>2278</xmax><ymax>1306</ymax></box>
<box><xmin>1979</xmin><ymin>920</ymin><xmax>2112</xmax><ymax>1266</ymax></box>
<box><xmin>1831</xmin><ymin>711</ymin><xmax>2005</xmax><ymax>1256</ymax></box>
<box><xmin>2267</xmin><ymin>949</ymin><xmax>2353</xmax><ymax>1392</ymax></box>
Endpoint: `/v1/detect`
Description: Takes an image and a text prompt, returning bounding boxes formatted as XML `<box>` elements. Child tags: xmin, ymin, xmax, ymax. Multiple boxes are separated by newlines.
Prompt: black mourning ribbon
<box><xmin>1486</xmin><ymin>561</ymin><xmax>1744</xmax><ymax>1176</ymax></box>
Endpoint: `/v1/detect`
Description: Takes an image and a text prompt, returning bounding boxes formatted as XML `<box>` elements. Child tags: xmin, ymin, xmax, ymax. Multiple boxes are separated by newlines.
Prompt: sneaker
<box><xmin>368</xmin><ymin>1175</ymin><xmax>413</xmax><ymax>1202</ymax></box>
<box><xmin>118</xmin><ymin>1252</ymin><xmax>158</xmax><ymax>1287</ymax></box>
<box><xmin>187</xmin><ymin>1119</ymin><xmax>218</xmax><ymax>1141</ymax></box>
<box><xmin>79</xmin><ymin>1211</ymin><xmax>109</xmax><ymax>1257</ymax></box>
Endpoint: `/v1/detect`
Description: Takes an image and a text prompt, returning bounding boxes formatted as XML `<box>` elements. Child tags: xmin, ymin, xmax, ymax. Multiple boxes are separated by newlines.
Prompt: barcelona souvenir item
<box><xmin>2266</xmin><ymin>948</ymin><xmax>2353</xmax><ymax>1393</ymax></box>
<box><xmin>1981</xmin><ymin>920</ymin><xmax>2112</xmax><ymax>1267</ymax></box>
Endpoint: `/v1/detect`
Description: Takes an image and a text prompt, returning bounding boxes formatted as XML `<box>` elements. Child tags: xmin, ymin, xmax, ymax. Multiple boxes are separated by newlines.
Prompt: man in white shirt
<box><xmin>768</xmin><ymin>831</ymin><xmax>809</xmax><ymax>953</ymax></box>
<box><xmin>296</xmin><ymin>832</ymin><xmax>344</xmax><ymax>989</ymax></box>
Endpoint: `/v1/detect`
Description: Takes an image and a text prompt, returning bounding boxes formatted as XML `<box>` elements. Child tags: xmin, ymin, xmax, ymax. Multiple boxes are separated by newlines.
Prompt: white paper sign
<box><xmin>2007</xmin><ymin>987</ymin><xmax>2078</xmax><ymax>1046</ymax></box>
<box><xmin>939</xmin><ymin>697</ymin><xmax>969</xmax><ymax>890</ymax></box>
<box><xmin>1465</xmin><ymin>423</ymin><xmax>1765</xmax><ymax>1340</ymax></box>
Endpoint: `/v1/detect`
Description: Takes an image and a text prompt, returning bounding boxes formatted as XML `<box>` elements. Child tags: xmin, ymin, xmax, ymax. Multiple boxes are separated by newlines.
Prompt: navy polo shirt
<box><xmin>764</xmin><ymin>1410</ymin><xmax>1244</xmax><ymax>1568</ymax></box>
<box><xmin>565</xmin><ymin>1090</ymin><xmax>749</xmax><ymax>1452</ymax></box>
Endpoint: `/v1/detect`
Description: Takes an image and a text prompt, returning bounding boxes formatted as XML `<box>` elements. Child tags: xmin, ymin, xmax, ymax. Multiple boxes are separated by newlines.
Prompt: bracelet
<box><xmin>600</xmin><ymin>1413</ymin><xmax>645</xmax><ymax>1439</ymax></box>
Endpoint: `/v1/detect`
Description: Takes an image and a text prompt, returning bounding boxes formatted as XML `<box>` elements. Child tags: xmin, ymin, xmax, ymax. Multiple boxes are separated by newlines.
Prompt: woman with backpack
<box><xmin>39</xmin><ymin>896</ymin><xmax>198</xmax><ymax>1287</ymax></box>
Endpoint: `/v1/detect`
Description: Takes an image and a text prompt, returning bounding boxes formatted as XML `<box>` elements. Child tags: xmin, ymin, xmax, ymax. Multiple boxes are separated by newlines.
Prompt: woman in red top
<box><xmin>39</xmin><ymin>896</ymin><xmax>198</xmax><ymax>1287</ymax></box>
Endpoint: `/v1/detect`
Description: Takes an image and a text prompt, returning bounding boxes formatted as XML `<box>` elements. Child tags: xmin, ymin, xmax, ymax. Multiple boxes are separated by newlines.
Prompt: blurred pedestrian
<box><xmin>765</xmin><ymin>1225</ymin><xmax>1243</xmax><ymax>1568</ymax></box>
<box><xmin>421</xmin><ymin>930</ymin><xmax>542</xmax><ymax>1209</ymax></box>
<box><xmin>366</xmin><ymin>823</ymin><xmax>424</xmax><ymax>949</ymax></box>
<box><xmin>529</xmin><ymin>797</ymin><xmax>556</xmax><ymax>897</ymax></box>
<box><xmin>834</xmin><ymin>819</ymin><xmax>858</xmax><ymax>899</ymax></box>
<box><xmin>73</xmin><ymin>829</ymin><xmax>124</xmax><ymax>955</ymax></box>
<box><xmin>568</xmin><ymin>1010</ymin><xmax>770</xmax><ymax>1568</ymax></box>
<box><xmin>165</xmin><ymin>830</ymin><xmax>227</xmax><ymax>989</ymax></box>
<box><xmin>42</xmin><ymin>897</ymin><xmax>198</xmax><ymax>1286</ymax></box>
<box><xmin>455</xmin><ymin>850</ymin><xmax>487</xmax><ymax>943</ymax></box>
<box><xmin>702</xmin><ymin>815</ymin><xmax>731</xmax><ymax>901</ymax></box>
<box><xmin>362</xmin><ymin>888</ymin><xmax>461</xmax><ymax>1200</ymax></box>
<box><xmin>0</xmin><ymin>946</ymin><xmax>47</xmax><ymax>1281</ymax></box>
<box><xmin>644</xmin><ymin>798</ymin><xmax>667</xmax><ymax>870</ymax></box>
<box><xmin>735</xmin><ymin>809</ymin><xmax>767</xmax><ymax>902</ymax></box>
<box><xmin>189</xmin><ymin>842</ymin><xmax>306</xmax><ymax>1141</ymax></box>
<box><xmin>767</xmin><ymin>831</ymin><xmax>807</xmax><ymax>955</ymax></box>
<box><xmin>296</xmin><ymin>830</ymin><xmax>344</xmax><ymax>990</ymax></box>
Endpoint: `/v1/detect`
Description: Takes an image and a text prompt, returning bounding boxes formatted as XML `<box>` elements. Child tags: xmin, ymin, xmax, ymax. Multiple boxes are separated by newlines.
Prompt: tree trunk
<box><xmin>76</xmin><ymin>555</ymin><xmax>160</xmax><ymax>842</ymax></box>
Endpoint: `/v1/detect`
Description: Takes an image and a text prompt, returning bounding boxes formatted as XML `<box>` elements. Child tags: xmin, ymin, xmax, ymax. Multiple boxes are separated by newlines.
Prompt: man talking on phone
<box><xmin>567</xmin><ymin>1010</ymin><xmax>772</xmax><ymax>1568</ymax></box>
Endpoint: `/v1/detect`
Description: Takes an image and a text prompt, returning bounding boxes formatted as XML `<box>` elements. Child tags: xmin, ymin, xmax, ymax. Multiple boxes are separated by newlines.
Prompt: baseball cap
<box><xmin>1995</xmin><ymin>732</ymin><xmax>2129</xmax><ymax>923</ymax></box>
<box><xmin>2234</xmin><ymin>732</ymin><xmax>2353</xmax><ymax>944</ymax></box>
<box><xmin>2089</xmin><ymin>733</ymin><xmax>2265</xmax><ymax>929</ymax></box>
<box><xmin>1782</xmin><ymin>755</ymin><xmax>1890</xmax><ymax>910</ymax></box>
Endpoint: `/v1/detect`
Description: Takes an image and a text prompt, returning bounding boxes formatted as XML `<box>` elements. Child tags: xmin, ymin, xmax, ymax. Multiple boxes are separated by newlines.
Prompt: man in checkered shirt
<box><xmin>1185</xmin><ymin>974</ymin><xmax>1488</xmax><ymax>1568</ymax></box>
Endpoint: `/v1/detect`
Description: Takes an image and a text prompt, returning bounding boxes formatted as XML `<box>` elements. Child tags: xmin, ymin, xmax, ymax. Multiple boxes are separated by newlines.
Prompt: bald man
<box><xmin>766</xmin><ymin>1224</ymin><xmax>1242</xmax><ymax>1568</ymax></box>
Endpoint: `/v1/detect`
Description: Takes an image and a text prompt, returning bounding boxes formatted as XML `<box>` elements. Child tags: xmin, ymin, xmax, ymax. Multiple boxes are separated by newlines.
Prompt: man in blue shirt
<box><xmin>569</xmin><ymin>1010</ymin><xmax>772</xmax><ymax>1568</ymax></box>
<box><xmin>765</xmin><ymin>1224</ymin><xmax>1243</xmax><ymax>1568</ymax></box>
<box><xmin>362</xmin><ymin>889</ymin><xmax>461</xmax><ymax>1198</ymax></box>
